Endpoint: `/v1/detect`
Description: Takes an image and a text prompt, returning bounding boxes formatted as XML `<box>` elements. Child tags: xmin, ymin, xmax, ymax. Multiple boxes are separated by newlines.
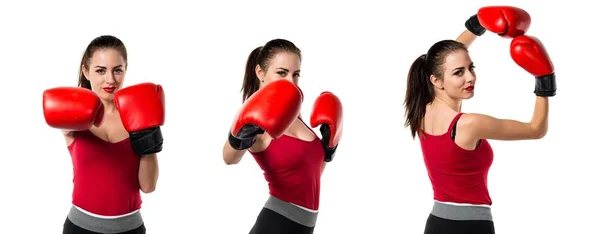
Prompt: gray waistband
<box><xmin>430</xmin><ymin>201</ymin><xmax>493</xmax><ymax>221</ymax></box>
<box><xmin>263</xmin><ymin>196</ymin><xmax>319</xmax><ymax>227</ymax></box>
<box><xmin>67</xmin><ymin>206</ymin><xmax>144</xmax><ymax>233</ymax></box>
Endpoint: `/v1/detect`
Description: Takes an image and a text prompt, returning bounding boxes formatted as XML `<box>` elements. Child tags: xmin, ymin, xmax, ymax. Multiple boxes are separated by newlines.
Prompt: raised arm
<box><xmin>461</xmin><ymin>99</ymin><xmax>548</xmax><ymax>141</ymax></box>
<box><xmin>463</xmin><ymin>35</ymin><xmax>555</xmax><ymax>142</ymax></box>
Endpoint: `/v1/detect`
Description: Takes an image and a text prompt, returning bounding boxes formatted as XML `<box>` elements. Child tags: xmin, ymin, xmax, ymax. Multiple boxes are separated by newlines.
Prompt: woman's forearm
<box><xmin>139</xmin><ymin>154</ymin><xmax>159</xmax><ymax>193</ymax></box>
<box><xmin>529</xmin><ymin>96</ymin><xmax>550</xmax><ymax>139</ymax></box>
<box><xmin>223</xmin><ymin>140</ymin><xmax>247</xmax><ymax>165</ymax></box>
<box><xmin>456</xmin><ymin>30</ymin><xmax>478</xmax><ymax>48</ymax></box>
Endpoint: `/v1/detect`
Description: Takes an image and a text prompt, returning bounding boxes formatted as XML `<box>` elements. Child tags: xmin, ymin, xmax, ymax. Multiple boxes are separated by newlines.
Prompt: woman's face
<box><xmin>83</xmin><ymin>49</ymin><xmax>126</xmax><ymax>101</ymax></box>
<box><xmin>432</xmin><ymin>50</ymin><xmax>477</xmax><ymax>100</ymax></box>
<box><xmin>256</xmin><ymin>52</ymin><xmax>301</xmax><ymax>87</ymax></box>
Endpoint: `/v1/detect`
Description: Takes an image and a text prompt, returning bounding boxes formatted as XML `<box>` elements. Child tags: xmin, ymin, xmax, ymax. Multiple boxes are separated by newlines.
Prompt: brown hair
<box><xmin>404</xmin><ymin>40</ymin><xmax>467</xmax><ymax>138</ymax></box>
<box><xmin>78</xmin><ymin>35</ymin><xmax>128</xmax><ymax>89</ymax></box>
<box><xmin>241</xmin><ymin>39</ymin><xmax>302</xmax><ymax>102</ymax></box>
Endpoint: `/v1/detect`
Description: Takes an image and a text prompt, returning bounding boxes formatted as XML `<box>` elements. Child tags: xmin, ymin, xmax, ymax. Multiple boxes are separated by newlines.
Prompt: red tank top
<box><xmin>68</xmin><ymin>130</ymin><xmax>142</xmax><ymax>216</ymax></box>
<box><xmin>419</xmin><ymin>113</ymin><xmax>494</xmax><ymax>205</ymax></box>
<box><xmin>250</xmin><ymin>118</ymin><xmax>325</xmax><ymax>210</ymax></box>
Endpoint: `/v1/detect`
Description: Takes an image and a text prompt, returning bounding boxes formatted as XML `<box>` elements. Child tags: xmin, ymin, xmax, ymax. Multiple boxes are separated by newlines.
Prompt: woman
<box><xmin>404</xmin><ymin>8</ymin><xmax>555</xmax><ymax>234</ymax></box>
<box><xmin>222</xmin><ymin>38</ymin><xmax>343</xmax><ymax>234</ymax></box>
<box><xmin>42</xmin><ymin>35</ymin><xmax>162</xmax><ymax>234</ymax></box>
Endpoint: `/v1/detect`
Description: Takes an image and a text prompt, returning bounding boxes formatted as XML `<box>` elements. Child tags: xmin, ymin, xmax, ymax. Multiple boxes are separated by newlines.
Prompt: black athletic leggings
<box><xmin>249</xmin><ymin>208</ymin><xmax>315</xmax><ymax>234</ymax></box>
<box><xmin>424</xmin><ymin>214</ymin><xmax>495</xmax><ymax>234</ymax></box>
<box><xmin>63</xmin><ymin>218</ymin><xmax>146</xmax><ymax>234</ymax></box>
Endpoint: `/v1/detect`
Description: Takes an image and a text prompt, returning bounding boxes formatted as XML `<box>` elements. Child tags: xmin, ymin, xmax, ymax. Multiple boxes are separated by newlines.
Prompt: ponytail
<box><xmin>404</xmin><ymin>54</ymin><xmax>434</xmax><ymax>139</ymax></box>
<box><xmin>241</xmin><ymin>46</ymin><xmax>263</xmax><ymax>103</ymax></box>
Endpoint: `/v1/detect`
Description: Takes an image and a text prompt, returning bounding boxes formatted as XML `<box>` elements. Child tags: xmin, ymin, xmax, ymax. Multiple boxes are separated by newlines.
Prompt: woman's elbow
<box><xmin>222</xmin><ymin>145</ymin><xmax>243</xmax><ymax>165</ymax></box>
<box><xmin>535</xmin><ymin>129</ymin><xmax>548</xmax><ymax>139</ymax></box>
<box><xmin>223</xmin><ymin>154</ymin><xmax>240</xmax><ymax>165</ymax></box>
<box><xmin>140</xmin><ymin>184</ymin><xmax>156</xmax><ymax>194</ymax></box>
<box><xmin>532</xmin><ymin>126</ymin><xmax>548</xmax><ymax>139</ymax></box>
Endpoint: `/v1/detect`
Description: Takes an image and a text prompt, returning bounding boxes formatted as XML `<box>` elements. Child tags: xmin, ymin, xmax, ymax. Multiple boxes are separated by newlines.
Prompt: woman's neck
<box><xmin>101</xmin><ymin>99</ymin><xmax>117</xmax><ymax>114</ymax></box>
<box><xmin>433</xmin><ymin>96</ymin><xmax>462</xmax><ymax>113</ymax></box>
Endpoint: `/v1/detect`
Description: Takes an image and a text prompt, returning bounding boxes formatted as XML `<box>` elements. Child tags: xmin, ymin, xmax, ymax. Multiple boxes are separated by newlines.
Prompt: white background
<box><xmin>1</xmin><ymin>0</ymin><xmax>598</xmax><ymax>233</ymax></box>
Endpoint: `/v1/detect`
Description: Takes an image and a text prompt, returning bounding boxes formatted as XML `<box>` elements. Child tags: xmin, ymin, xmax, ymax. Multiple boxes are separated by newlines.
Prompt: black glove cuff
<box><xmin>129</xmin><ymin>127</ymin><xmax>163</xmax><ymax>156</ymax></box>
<box><xmin>228</xmin><ymin>132</ymin><xmax>255</xmax><ymax>150</ymax></box>
<box><xmin>534</xmin><ymin>73</ymin><xmax>557</xmax><ymax>97</ymax></box>
<box><xmin>465</xmin><ymin>14</ymin><xmax>486</xmax><ymax>36</ymax></box>
<box><xmin>323</xmin><ymin>143</ymin><xmax>338</xmax><ymax>162</ymax></box>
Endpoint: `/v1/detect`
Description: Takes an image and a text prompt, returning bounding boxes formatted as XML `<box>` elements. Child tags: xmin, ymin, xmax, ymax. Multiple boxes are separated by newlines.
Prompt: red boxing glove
<box><xmin>114</xmin><ymin>82</ymin><xmax>165</xmax><ymax>156</ymax></box>
<box><xmin>478</xmin><ymin>6</ymin><xmax>531</xmax><ymax>38</ymax></box>
<box><xmin>510</xmin><ymin>35</ymin><xmax>556</xmax><ymax>97</ymax></box>
<box><xmin>43</xmin><ymin>87</ymin><xmax>104</xmax><ymax>131</ymax></box>
<box><xmin>310</xmin><ymin>91</ymin><xmax>343</xmax><ymax>162</ymax></box>
<box><xmin>229</xmin><ymin>79</ymin><xmax>303</xmax><ymax>150</ymax></box>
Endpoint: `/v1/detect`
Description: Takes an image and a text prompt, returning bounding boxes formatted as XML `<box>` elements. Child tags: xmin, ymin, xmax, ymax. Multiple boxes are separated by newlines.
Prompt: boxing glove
<box><xmin>114</xmin><ymin>82</ymin><xmax>165</xmax><ymax>156</ymax></box>
<box><xmin>43</xmin><ymin>87</ymin><xmax>104</xmax><ymax>131</ymax></box>
<box><xmin>229</xmin><ymin>79</ymin><xmax>303</xmax><ymax>150</ymax></box>
<box><xmin>477</xmin><ymin>6</ymin><xmax>531</xmax><ymax>38</ymax></box>
<box><xmin>310</xmin><ymin>92</ymin><xmax>343</xmax><ymax>162</ymax></box>
<box><xmin>510</xmin><ymin>35</ymin><xmax>556</xmax><ymax>97</ymax></box>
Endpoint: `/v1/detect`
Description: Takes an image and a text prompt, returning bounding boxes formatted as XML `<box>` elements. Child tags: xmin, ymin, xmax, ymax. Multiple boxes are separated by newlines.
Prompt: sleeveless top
<box><xmin>419</xmin><ymin>113</ymin><xmax>495</xmax><ymax>205</ymax></box>
<box><xmin>250</xmin><ymin>118</ymin><xmax>325</xmax><ymax>210</ymax></box>
<box><xmin>68</xmin><ymin>130</ymin><xmax>142</xmax><ymax>216</ymax></box>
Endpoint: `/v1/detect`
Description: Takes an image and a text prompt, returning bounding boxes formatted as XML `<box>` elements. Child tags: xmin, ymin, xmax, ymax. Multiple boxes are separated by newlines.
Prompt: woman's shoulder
<box><xmin>455</xmin><ymin>112</ymin><xmax>497</xmax><ymax>132</ymax></box>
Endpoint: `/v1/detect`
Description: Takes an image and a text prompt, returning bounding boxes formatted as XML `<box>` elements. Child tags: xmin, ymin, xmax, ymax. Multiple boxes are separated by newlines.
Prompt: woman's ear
<box><xmin>430</xmin><ymin>74</ymin><xmax>443</xmax><ymax>90</ymax></box>
<box><xmin>255</xmin><ymin>65</ymin><xmax>264</xmax><ymax>82</ymax></box>
<box><xmin>82</xmin><ymin>65</ymin><xmax>90</xmax><ymax>80</ymax></box>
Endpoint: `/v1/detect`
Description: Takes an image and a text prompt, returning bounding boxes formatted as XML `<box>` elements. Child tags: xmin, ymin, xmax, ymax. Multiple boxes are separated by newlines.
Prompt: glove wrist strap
<box><xmin>534</xmin><ymin>73</ymin><xmax>557</xmax><ymax>97</ymax></box>
<box><xmin>129</xmin><ymin>127</ymin><xmax>163</xmax><ymax>156</ymax></box>
<box><xmin>323</xmin><ymin>143</ymin><xmax>338</xmax><ymax>162</ymax></box>
<box><xmin>228</xmin><ymin>132</ymin><xmax>255</xmax><ymax>150</ymax></box>
<box><xmin>465</xmin><ymin>14</ymin><xmax>486</xmax><ymax>36</ymax></box>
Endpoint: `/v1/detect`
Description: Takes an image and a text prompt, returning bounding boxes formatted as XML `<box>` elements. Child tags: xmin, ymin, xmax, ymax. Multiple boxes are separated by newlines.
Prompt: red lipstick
<box><xmin>103</xmin><ymin>87</ymin><xmax>116</xmax><ymax>93</ymax></box>
<box><xmin>465</xmin><ymin>86</ymin><xmax>474</xmax><ymax>91</ymax></box>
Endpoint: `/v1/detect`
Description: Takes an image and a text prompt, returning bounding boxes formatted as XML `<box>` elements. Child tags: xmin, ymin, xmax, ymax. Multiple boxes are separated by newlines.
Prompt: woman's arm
<box><xmin>461</xmin><ymin>32</ymin><xmax>555</xmax><ymax>143</ymax></box>
<box><xmin>456</xmin><ymin>30</ymin><xmax>478</xmax><ymax>48</ymax></box>
<box><xmin>461</xmin><ymin>96</ymin><xmax>549</xmax><ymax>141</ymax></box>
<box><xmin>223</xmin><ymin>135</ymin><xmax>267</xmax><ymax>165</ymax></box>
<box><xmin>459</xmin><ymin>14</ymin><xmax>486</xmax><ymax>48</ymax></box>
<box><xmin>223</xmin><ymin>109</ymin><xmax>271</xmax><ymax>165</ymax></box>
<box><xmin>223</xmin><ymin>140</ymin><xmax>248</xmax><ymax>165</ymax></box>
<box><xmin>139</xmin><ymin>154</ymin><xmax>159</xmax><ymax>193</ymax></box>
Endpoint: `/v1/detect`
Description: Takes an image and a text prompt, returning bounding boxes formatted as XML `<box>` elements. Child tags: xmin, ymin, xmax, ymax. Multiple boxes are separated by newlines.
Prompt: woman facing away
<box><xmin>404</xmin><ymin>6</ymin><xmax>556</xmax><ymax>234</ymax></box>
<box><xmin>43</xmin><ymin>35</ymin><xmax>165</xmax><ymax>234</ymax></box>
<box><xmin>222</xmin><ymin>38</ymin><xmax>344</xmax><ymax>234</ymax></box>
